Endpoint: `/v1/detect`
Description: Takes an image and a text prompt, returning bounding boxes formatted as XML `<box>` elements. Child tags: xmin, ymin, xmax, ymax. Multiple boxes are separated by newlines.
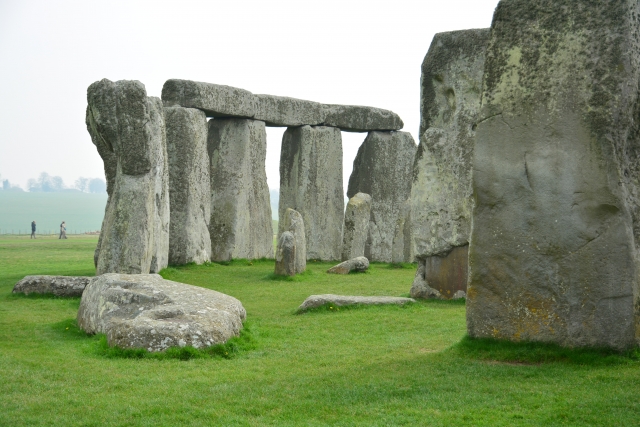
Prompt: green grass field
<box><xmin>1</xmin><ymin>236</ymin><xmax>639</xmax><ymax>426</ymax></box>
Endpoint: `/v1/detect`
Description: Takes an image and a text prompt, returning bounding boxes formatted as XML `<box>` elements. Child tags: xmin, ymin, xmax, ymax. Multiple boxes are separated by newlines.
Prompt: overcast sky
<box><xmin>0</xmin><ymin>0</ymin><xmax>499</xmax><ymax>191</ymax></box>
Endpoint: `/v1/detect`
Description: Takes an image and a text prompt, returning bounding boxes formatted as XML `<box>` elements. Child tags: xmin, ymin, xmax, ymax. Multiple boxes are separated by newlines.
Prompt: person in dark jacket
<box><xmin>30</xmin><ymin>221</ymin><xmax>36</xmax><ymax>239</ymax></box>
<box><xmin>59</xmin><ymin>221</ymin><xmax>67</xmax><ymax>239</ymax></box>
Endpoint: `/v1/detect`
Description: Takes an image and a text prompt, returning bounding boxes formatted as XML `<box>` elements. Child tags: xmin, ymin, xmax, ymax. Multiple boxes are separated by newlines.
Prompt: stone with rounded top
<box><xmin>341</xmin><ymin>192</ymin><xmax>372</xmax><ymax>261</ymax></box>
<box><xmin>327</xmin><ymin>256</ymin><xmax>369</xmax><ymax>274</ymax></box>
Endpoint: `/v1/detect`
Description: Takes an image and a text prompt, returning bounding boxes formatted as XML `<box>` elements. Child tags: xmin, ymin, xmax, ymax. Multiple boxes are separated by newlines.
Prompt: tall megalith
<box><xmin>207</xmin><ymin>118</ymin><xmax>273</xmax><ymax>261</ymax></box>
<box><xmin>279</xmin><ymin>126</ymin><xmax>344</xmax><ymax>261</ymax></box>
<box><xmin>86</xmin><ymin>79</ymin><xmax>170</xmax><ymax>275</ymax></box>
<box><xmin>342</xmin><ymin>192</ymin><xmax>372</xmax><ymax>261</ymax></box>
<box><xmin>410</xmin><ymin>28</ymin><xmax>490</xmax><ymax>299</ymax></box>
<box><xmin>165</xmin><ymin>106</ymin><xmax>212</xmax><ymax>265</ymax></box>
<box><xmin>347</xmin><ymin>131</ymin><xmax>416</xmax><ymax>262</ymax></box>
<box><xmin>468</xmin><ymin>0</ymin><xmax>640</xmax><ymax>350</ymax></box>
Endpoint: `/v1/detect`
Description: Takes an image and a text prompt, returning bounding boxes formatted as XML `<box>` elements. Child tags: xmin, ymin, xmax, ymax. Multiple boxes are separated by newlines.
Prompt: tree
<box><xmin>88</xmin><ymin>178</ymin><xmax>106</xmax><ymax>193</ymax></box>
<box><xmin>74</xmin><ymin>177</ymin><xmax>90</xmax><ymax>192</ymax></box>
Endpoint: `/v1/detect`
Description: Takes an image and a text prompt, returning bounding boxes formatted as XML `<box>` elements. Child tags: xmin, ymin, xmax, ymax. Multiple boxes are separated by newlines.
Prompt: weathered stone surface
<box><xmin>347</xmin><ymin>131</ymin><xmax>416</xmax><ymax>262</ymax></box>
<box><xmin>341</xmin><ymin>192</ymin><xmax>372</xmax><ymax>261</ymax></box>
<box><xmin>275</xmin><ymin>208</ymin><xmax>306</xmax><ymax>275</ymax></box>
<box><xmin>468</xmin><ymin>0</ymin><xmax>640</xmax><ymax>350</ymax></box>
<box><xmin>327</xmin><ymin>256</ymin><xmax>369</xmax><ymax>274</ymax></box>
<box><xmin>77</xmin><ymin>273</ymin><xmax>246</xmax><ymax>351</ymax></box>
<box><xmin>165</xmin><ymin>106</ymin><xmax>211</xmax><ymax>265</ymax></box>
<box><xmin>452</xmin><ymin>290</ymin><xmax>466</xmax><ymax>300</ymax></box>
<box><xmin>162</xmin><ymin>79</ymin><xmax>255</xmax><ymax>118</ymax></box>
<box><xmin>411</xmin><ymin>29</ymin><xmax>489</xmax><ymax>260</ymax></box>
<box><xmin>298</xmin><ymin>294</ymin><xmax>415</xmax><ymax>311</ymax></box>
<box><xmin>411</xmin><ymin>245</ymin><xmax>468</xmax><ymax>300</ymax></box>
<box><xmin>86</xmin><ymin>79</ymin><xmax>170</xmax><ymax>275</ymax></box>
<box><xmin>391</xmin><ymin>198</ymin><xmax>414</xmax><ymax>263</ymax></box>
<box><xmin>208</xmin><ymin>118</ymin><xmax>273</xmax><ymax>261</ymax></box>
<box><xmin>12</xmin><ymin>276</ymin><xmax>91</xmax><ymax>297</ymax></box>
<box><xmin>279</xmin><ymin>126</ymin><xmax>343</xmax><ymax>260</ymax></box>
<box><xmin>254</xmin><ymin>94</ymin><xmax>325</xmax><ymax>127</ymax></box>
<box><xmin>324</xmin><ymin>105</ymin><xmax>403</xmax><ymax>132</ymax></box>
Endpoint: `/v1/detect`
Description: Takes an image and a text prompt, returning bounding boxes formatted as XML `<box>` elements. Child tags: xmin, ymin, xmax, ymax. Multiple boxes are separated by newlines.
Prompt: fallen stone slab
<box><xmin>323</xmin><ymin>104</ymin><xmax>403</xmax><ymax>132</ymax></box>
<box><xmin>162</xmin><ymin>79</ymin><xmax>256</xmax><ymax>118</ymax></box>
<box><xmin>298</xmin><ymin>294</ymin><xmax>415</xmax><ymax>312</ymax></box>
<box><xmin>12</xmin><ymin>276</ymin><xmax>92</xmax><ymax>297</ymax></box>
<box><xmin>327</xmin><ymin>256</ymin><xmax>369</xmax><ymax>274</ymax></box>
<box><xmin>77</xmin><ymin>273</ymin><xmax>246</xmax><ymax>352</ymax></box>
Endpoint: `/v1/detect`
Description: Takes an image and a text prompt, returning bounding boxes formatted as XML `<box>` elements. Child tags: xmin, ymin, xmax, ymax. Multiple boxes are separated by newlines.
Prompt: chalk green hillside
<box><xmin>1</xmin><ymin>236</ymin><xmax>639</xmax><ymax>426</ymax></box>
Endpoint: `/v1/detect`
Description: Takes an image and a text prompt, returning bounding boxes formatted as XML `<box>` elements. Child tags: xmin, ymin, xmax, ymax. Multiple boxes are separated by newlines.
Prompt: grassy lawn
<box><xmin>1</xmin><ymin>236</ymin><xmax>639</xmax><ymax>426</ymax></box>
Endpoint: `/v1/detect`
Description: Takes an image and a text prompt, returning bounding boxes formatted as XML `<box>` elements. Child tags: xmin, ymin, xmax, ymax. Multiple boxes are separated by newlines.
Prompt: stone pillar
<box><xmin>275</xmin><ymin>208</ymin><xmax>306</xmax><ymax>276</ymax></box>
<box><xmin>86</xmin><ymin>79</ymin><xmax>169</xmax><ymax>275</ymax></box>
<box><xmin>410</xmin><ymin>28</ymin><xmax>489</xmax><ymax>298</ymax></box>
<box><xmin>279</xmin><ymin>125</ymin><xmax>344</xmax><ymax>261</ymax></box>
<box><xmin>207</xmin><ymin>118</ymin><xmax>273</xmax><ymax>261</ymax></box>
<box><xmin>341</xmin><ymin>192</ymin><xmax>372</xmax><ymax>261</ymax></box>
<box><xmin>165</xmin><ymin>106</ymin><xmax>211</xmax><ymax>265</ymax></box>
<box><xmin>347</xmin><ymin>131</ymin><xmax>416</xmax><ymax>262</ymax></box>
<box><xmin>468</xmin><ymin>0</ymin><xmax>640</xmax><ymax>350</ymax></box>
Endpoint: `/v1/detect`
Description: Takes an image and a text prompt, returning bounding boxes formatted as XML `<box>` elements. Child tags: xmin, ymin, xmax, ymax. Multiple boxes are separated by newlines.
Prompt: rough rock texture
<box><xmin>77</xmin><ymin>274</ymin><xmax>246</xmax><ymax>351</ymax></box>
<box><xmin>12</xmin><ymin>276</ymin><xmax>91</xmax><ymax>297</ymax></box>
<box><xmin>327</xmin><ymin>256</ymin><xmax>369</xmax><ymax>274</ymax></box>
<box><xmin>341</xmin><ymin>193</ymin><xmax>372</xmax><ymax>261</ymax></box>
<box><xmin>275</xmin><ymin>208</ymin><xmax>306</xmax><ymax>275</ymax></box>
<box><xmin>412</xmin><ymin>29</ymin><xmax>489</xmax><ymax>260</ymax></box>
<box><xmin>279</xmin><ymin>126</ymin><xmax>343</xmax><ymax>260</ymax></box>
<box><xmin>468</xmin><ymin>0</ymin><xmax>640</xmax><ymax>350</ymax></box>
<box><xmin>165</xmin><ymin>106</ymin><xmax>211</xmax><ymax>265</ymax></box>
<box><xmin>347</xmin><ymin>131</ymin><xmax>417</xmax><ymax>262</ymax></box>
<box><xmin>254</xmin><ymin>95</ymin><xmax>325</xmax><ymax>127</ymax></box>
<box><xmin>323</xmin><ymin>105</ymin><xmax>404</xmax><ymax>132</ymax></box>
<box><xmin>298</xmin><ymin>294</ymin><xmax>415</xmax><ymax>311</ymax></box>
<box><xmin>86</xmin><ymin>79</ymin><xmax>170</xmax><ymax>275</ymax></box>
<box><xmin>162</xmin><ymin>79</ymin><xmax>255</xmax><ymax>118</ymax></box>
<box><xmin>162</xmin><ymin>79</ymin><xmax>403</xmax><ymax>131</ymax></box>
<box><xmin>207</xmin><ymin>118</ymin><xmax>273</xmax><ymax>261</ymax></box>
<box><xmin>392</xmin><ymin>198</ymin><xmax>414</xmax><ymax>264</ymax></box>
<box><xmin>411</xmin><ymin>245</ymin><xmax>468</xmax><ymax>300</ymax></box>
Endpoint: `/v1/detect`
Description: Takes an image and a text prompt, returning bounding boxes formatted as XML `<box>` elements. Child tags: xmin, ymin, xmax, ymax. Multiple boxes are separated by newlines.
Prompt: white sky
<box><xmin>0</xmin><ymin>0</ymin><xmax>499</xmax><ymax>191</ymax></box>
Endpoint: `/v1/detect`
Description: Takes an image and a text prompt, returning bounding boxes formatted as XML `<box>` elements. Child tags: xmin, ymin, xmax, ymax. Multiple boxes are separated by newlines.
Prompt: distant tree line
<box><xmin>0</xmin><ymin>172</ymin><xmax>106</xmax><ymax>193</ymax></box>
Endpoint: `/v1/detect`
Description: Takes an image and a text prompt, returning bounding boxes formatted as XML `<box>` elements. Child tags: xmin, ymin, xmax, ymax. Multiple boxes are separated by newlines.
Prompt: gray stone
<box><xmin>162</xmin><ymin>79</ymin><xmax>256</xmax><ymax>118</ymax></box>
<box><xmin>411</xmin><ymin>29</ymin><xmax>489</xmax><ymax>262</ymax></box>
<box><xmin>77</xmin><ymin>273</ymin><xmax>246</xmax><ymax>351</ymax></box>
<box><xmin>254</xmin><ymin>94</ymin><xmax>325</xmax><ymax>127</ymax></box>
<box><xmin>275</xmin><ymin>208</ymin><xmax>306</xmax><ymax>275</ymax></box>
<box><xmin>452</xmin><ymin>290</ymin><xmax>466</xmax><ymax>300</ymax></box>
<box><xmin>410</xmin><ymin>262</ymin><xmax>442</xmax><ymax>300</ymax></box>
<box><xmin>467</xmin><ymin>0</ymin><xmax>640</xmax><ymax>350</ymax></box>
<box><xmin>279</xmin><ymin>126</ymin><xmax>343</xmax><ymax>261</ymax></box>
<box><xmin>341</xmin><ymin>192</ymin><xmax>372</xmax><ymax>261</ymax></box>
<box><xmin>297</xmin><ymin>294</ymin><xmax>415</xmax><ymax>312</ymax></box>
<box><xmin>327</xmin><ymin>256</ymin><xmax>369</xmax><ymax>274</ymax></box>
<box><xmin>411</xmin><ymin>245</ymin><xmax>468</xmax><ymax>300</ymax></box>
<box><xmin>323</xmin><ymin>105</ymin><xmax>403</xmax><ymax>132</ymax></box>
<box><xmin>12</xmin><ymin>276</ymin><xmax>91</xmax><ymax>297</ymax></box>
<box><xmin>391</xmin><ymin>198</ymin><xmax>414</xmax><ymax>263</ymax></box>
<box><xmin>165</xmin><ymin>106</ymin><xmax>212</xmax><ymax>265</ymax></box>
<box><xmin>347</xmin><ymin>131</ymin><xmax>416</xmax><ymax>262</ymax></box>
<box><xmin>86</xmin><ymin>79</ymin><xmax>170</xmax><ymax>275</ymax></box>
<box><xmin>207</xmin><ymin>118</ymin><xmax>273</xmax><ymax>261</ymax></box>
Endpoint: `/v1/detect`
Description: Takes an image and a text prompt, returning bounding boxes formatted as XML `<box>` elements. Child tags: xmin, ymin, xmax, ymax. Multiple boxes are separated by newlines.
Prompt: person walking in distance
<box><xmin>59</xmin><ymin>221</ymin><xmax>67</xmax><ymax>239</ymax></box>
<box><xmin>30</xmin><ymin>221</ymin><xmax>36</xmax><ymax>239</ymax></box>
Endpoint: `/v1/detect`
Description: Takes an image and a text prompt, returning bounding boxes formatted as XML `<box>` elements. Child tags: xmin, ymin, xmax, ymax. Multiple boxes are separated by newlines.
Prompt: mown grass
<box><xmin>1</xmin><ymin>236</ymin><xmax>640</xmax><ymax>426</ymax></box>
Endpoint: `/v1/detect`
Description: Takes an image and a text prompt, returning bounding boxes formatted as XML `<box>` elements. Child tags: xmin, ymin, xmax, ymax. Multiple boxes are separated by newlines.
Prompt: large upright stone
<box><xmin>207</xmin><ymin>118</ymin><xmax>273</xmax><ymax>261</ymax></box>
<box><xmin>468</xmin><ymin>0</ymin><xmax>640</xmax><ymax>350</ymax></box>
<box><xmin>341</xmin><ymin>192</ymin><xmax>372</xmax><ymax>261</ymax></box>
<box><xmin>279</xmin><ymin>126</ymin><xmax>344</xmax><ymax>261</ymax></box>
<box><xmin>86</xmin><ymin>79</ymin><xmax>170</xmax><ymax>275</ymax></box>
<box><xmin>410</xmin><ymin>28</ymin><xmax>490</xmax><ymax>298</ymax></box>
<box><xmin>165</xmin><ymin>106</ymin><xmax>212</xmax><ymax>265</ymax></box>
<box><xmin>276</xmin><ymin>208</ymin><xmax>306</xmax><ymax>275</ymax></box>
<box><xmin>347</xmin><ymin>131</ymin><xmax>416</xmax><ymax>262</ymax></box>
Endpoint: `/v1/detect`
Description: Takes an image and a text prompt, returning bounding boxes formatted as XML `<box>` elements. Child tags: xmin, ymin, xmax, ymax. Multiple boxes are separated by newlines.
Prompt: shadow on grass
<box><xmin>448</xmin><ymin>335</ymin><xmax>640</xmax><ymax>366</ymax></box>
<box><xmin>264</xmin><ymin>269</ymin><xmax>315</xmax><ymax>282</ymax></box>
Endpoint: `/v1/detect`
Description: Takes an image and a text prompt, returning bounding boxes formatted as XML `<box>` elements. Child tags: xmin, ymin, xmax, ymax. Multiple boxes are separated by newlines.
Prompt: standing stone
<box><xmin>275</xmin><ymin>232</ymin><xmax>297</xmax><ymax>276</ymax></box>
<box><xmin>275</xmin><ymin>209</ymin><xmax>306</xmax><ymax>276</ymax></box>
<box><xmin>86</xmin><ymin>79</ymin><xmax>170</xmax><ymax>275</ymax></box>
<box><xmin>347</xmin><ymin>131</ymin><xmax>416</xmax><ymax>262</ymax></box>
<box><xmin>207</xmin><ymin>118</ymin><xmax>273</xmax><ymax>261</ymax></box>
<box><xmin>341</xmin><ymin>192</ymin><xmax>372</xmax><ymax>261</ymax></box>
<box><xmin>468</xmin><ymin>0</ymin><xmax>640</xmax><ymax>350</ymax></box>
<box><xmin>410</xmin><ymin>28</ymin><xmax>490</xmax><ymax>298</ymax></box>
<box><xmin>165</xmin><ymin>106</ymin><xmax>211</xmax><ymax>265</ymax></box>
<box><xmin>279</xmin><ymin>126</ymin><xmax>343</xmax><ymax>261</ymax></box>
<box><xmin>391</xmin><ymin>198</ymin><xmax>414</xmax><ymax>264</ymax></box>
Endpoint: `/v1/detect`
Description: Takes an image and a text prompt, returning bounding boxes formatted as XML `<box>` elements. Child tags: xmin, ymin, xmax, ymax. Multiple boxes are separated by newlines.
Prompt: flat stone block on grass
<box><xmin>12</xmin><ymin>276</ymin><xmax>91</xmax><ymax>297</ymax></box>
<box><xmin>298</xmin><ymin>294</ymin><xmax>415</xmax><ymax>312</ymax></box>
<box><xmin>327</xmin><ymin>256</ymin><xmax>369</xmax><ymax>274</ymax></box>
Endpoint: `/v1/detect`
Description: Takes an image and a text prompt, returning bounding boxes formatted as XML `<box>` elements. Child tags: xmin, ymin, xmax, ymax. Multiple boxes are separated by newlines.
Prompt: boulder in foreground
<box><xmin>12</xmin><ymin>276</ymin><xmax>91</xmax><ymax>297</ymax></box>
<box><xmin>77</xmin><ymin>274</ymin><xmax>246</xmax><ymax>351</ymax></box>
<box><xmin>298</xmin><ymin>294</ymin><xmax>415</xmax><ymax>311</ymax></box>
<box><xmin>327</xmin><ymin>257</ymin><xmax>369</xmax><ymax>274</ymax></box>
